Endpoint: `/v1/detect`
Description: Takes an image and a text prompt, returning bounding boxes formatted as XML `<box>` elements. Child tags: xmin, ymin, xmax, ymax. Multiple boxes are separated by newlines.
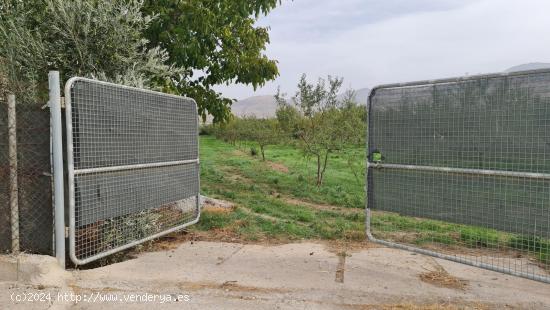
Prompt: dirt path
<box><xmin>282</xmin><ymin>196</ymin><xmax>362</xmax><ymax>214</ymax></box>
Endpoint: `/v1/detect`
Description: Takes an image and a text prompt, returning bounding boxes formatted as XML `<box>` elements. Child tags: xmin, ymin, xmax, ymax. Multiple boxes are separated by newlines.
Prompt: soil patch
<box><xmin>231</xmin><ymin>150</ymin><xmax>248</xmax><ymax>157</ymax></box>
<box><xmin>283</xmin><ymin>197</ymin><xmax>361</xmax><ymax>215</ymax></box>
<box><xmin>202</xmin><ymin>196</ymin><xmax>235</xmax><ymax>213</ymax></box>
<box><xmin>419</xmin><ymin>260</ymin><xmax>469</xmax><ymax>290</ymax></box>
<box><xmin>221</xmin><ymin>167</ymin><xmax>255</xmax><ymax>184</ymax></box>
<box><xmin>267</xmin><ymin>161</ymin><xmax>289</xmax><ymax>173</ymax></box>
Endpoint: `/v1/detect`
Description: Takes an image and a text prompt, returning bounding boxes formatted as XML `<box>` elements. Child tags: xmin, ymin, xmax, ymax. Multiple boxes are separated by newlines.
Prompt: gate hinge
<box><xmin>65</xmin><ymin>227</ymin><xmax>69</xmax><ymax>238</ymax></box>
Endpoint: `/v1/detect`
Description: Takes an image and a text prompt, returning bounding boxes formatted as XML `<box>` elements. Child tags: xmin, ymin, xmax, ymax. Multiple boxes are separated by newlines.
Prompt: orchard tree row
<box><xmin>207</xmin><ymin>74</ymin><xmax>367</xmax><ymax>186</ymax></box>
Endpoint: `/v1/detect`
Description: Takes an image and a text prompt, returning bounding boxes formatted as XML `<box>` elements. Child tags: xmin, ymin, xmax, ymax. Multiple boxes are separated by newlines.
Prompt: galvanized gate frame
<box><xmin>65</xmin><ymin>77</ymin><xmax>201</xmax><ymax>265</ymax></box>
<box><xmin>365</xmin><ymin>69</ymin><xmax>550</xmax><ymax>284</ymax></box>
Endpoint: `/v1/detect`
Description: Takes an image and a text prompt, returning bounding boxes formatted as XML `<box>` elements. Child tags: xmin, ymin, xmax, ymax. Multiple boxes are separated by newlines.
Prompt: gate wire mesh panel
<box><xmin>0</xmin><ymin>98</ymin><xmax>10</xmax><ymax>252</ymax></box>
<box><xmin>66</xmin><ymin>78</ymin><xmax>200</xmax><ymax>265</ymax></box>
<box><xmin>0</xmin><ymin>97</ymin><xmax>52</xmax><ymax>254</ymax></box>
<box><xmin>367</xmin><ymin>69</ymin><xmax>550</xmax><ymax>283</ymax></box>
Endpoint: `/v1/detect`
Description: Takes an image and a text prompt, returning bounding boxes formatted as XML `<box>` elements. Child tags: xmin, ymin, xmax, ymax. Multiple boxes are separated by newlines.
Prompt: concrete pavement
<box><xmin>2</xmin><ymin>241</ymin><xmax>550</xmax><ymax>309</ymax></box>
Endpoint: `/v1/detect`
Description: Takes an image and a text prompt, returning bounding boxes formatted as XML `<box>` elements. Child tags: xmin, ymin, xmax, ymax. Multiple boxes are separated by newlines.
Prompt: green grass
<box><xmin>509</xmin><ymin>235</ymin><xmax>550</xmax><ymax>264</ymax></box>
<box><xmin>195</xmin><ymin>136</ymin><xmax>365</xmax><ymax>242</ymax></box>
<box><xmin>195</xmin><ymin>135</ymin><xmax>550</xmax><ymax>266</ymax></box>
<box><xmin>459</xmin><ymin>227</ymin><xmax>502</xmax><ymax>248</ymax></box>
<box><xmin>199</xmin><ymin>135</ymin><xmax>366</xmax><ymax>208</ymax></box>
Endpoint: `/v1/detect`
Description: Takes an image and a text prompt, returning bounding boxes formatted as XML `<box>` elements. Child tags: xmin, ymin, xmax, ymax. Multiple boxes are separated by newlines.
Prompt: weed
<box><xmin>459</xmin><ymin>227</ymin><xmax>501</xmax><ymax>248</ymax></box>
<box><xmin>509</xmin><ymin>235</ymin><xmax>550</xmax><ymax>264</ymax></box>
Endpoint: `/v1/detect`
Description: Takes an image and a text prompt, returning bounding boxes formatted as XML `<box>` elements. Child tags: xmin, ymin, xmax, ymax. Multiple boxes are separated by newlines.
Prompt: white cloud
<box><xmin>215</xmin><ymin>0</ymin><xmax>550</xmax><ymax>100</ymax></box>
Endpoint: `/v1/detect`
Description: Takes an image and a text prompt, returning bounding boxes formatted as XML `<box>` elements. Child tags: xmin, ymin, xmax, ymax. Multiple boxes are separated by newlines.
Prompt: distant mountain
<box><xmin>231</xmin><ymin>95</ymin><xmax>278</xmax><ymax>118</ymax></box>
<box><xmin>505</xmin><ymin>63</ymin><xmax>550</xmax><ymax>73</ymax></box>
<box><xmin>232</xmin><ymin>87</ymin><xmax>370</xmax><ymax>118</ymax></box>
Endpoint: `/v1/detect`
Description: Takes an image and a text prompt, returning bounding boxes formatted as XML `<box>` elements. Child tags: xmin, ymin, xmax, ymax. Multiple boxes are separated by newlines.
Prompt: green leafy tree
<box><xmin>275</xmin><ymin>87</ymin><xmax>301</xmax><ymax>140</ymax></box>
<box><xmin>239</xmin><ymin>116</ymin><xmax>280</xmax><ymax>161</ymax></box>
<box><xmin>142</xmin><ymin>0</ymin><xmax>280</xmax><ymax>123</ymax></box>
<box><xmin>276</xmin><ymin>74</ymin><xmax>365</xmax><ymax>186</ymax></box>
<box><xmin>337</xmin><ymin>88</ymin><xmax>367</xmax><ymax>183</ymax></box>
<box><xmin>210</xmin><ymin>117</ymin><xmax>241</xmax><ymax>145</ymax></box>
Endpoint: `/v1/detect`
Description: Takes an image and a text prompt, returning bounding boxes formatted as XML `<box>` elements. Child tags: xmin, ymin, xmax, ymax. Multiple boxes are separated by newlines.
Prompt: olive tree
<box><xmin>0</xmin><ymin>0</ymin><xmax>184</xmax><ymax>101</ymax></box>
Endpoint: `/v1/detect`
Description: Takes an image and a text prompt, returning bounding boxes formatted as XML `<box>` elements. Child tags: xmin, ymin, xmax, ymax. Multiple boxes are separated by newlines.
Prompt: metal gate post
<box><xmin>49</xmin><ymin>71</ymin><xmax>65</xmax><ymax>268</ymax></box>
<box><xmin>7</xmin><ymin>94</ymin><xmax>19</xmax><ymax>255</ymax></box>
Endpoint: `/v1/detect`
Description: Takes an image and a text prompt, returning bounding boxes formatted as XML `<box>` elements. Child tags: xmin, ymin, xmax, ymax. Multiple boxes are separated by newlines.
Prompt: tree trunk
<box><xmin>260</xmin><ymin>145</ymin><xmax>266</xmax><ymax>161</ymax></box>
<box><xmin>318</xmin><ymin>151</ymin><xmax>330</xmax><ymax>186</ymax></box>
<box><xmin>316</xmin><ymin>154</ymin><xmax>322</xmax><ymax>186</ymax></box>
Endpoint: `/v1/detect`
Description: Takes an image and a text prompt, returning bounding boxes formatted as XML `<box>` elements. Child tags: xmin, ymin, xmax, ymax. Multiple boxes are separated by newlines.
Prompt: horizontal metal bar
<box><xmin>369</xmin><ymin>68</ymin><xmax>550</xmax><ymax>92</ymax></box>
<box><xmin>65</xmin><ymin>77</ymin><xmax>197</xmax><ymax>107</ymax></box>
<box><xmin>367</xmin><ymin>162</ymin><xmax>550</xmax><ymax>180</ymax></box>
<box><xmin>75</xmin><ymin>159</ymin><xmax>199</xmax><ymax>175</ymax></box>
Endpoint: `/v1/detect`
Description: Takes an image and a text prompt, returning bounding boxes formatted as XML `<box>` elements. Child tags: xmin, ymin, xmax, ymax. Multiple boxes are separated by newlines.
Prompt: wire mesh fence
<box><xmin>66</xmin><ymin>78</ymin><xmax>200</xmax><ymax>265</ymax></box>
<box><xmin>0</xmin><ymin>95</ymin><xmax>53</xmax><ymax>255</ymax></box>
<box><xmin>367</xmin><ymin>69</ymin><xmax>550</xmax><ymax>283</ymax></box>
<box><xmin>17</xmin><ymin>102</ymin><xmax>53</xmax><ymax>254</ymax></box>
<box><xmin>0</xmin><ymin>97</ymin><xmax>10</xmax><ymax>253</ymax></box>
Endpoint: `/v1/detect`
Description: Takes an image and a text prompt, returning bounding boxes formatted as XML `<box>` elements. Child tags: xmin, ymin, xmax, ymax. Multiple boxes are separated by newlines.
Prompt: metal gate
<box><xmin>65</xmin><ymin>78</ymin><xmax>200</xmax><ymax>265</ymax></box>
<box><xmin>366</xmin><ymin>69</ymin><xmax>550</xmax><ymax>283</ymax></box>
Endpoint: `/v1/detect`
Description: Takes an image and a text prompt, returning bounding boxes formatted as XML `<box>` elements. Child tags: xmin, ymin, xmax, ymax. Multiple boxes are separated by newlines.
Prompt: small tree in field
<box><xmin>212</xmin><ymin>117</ymin><xmax>241</xmax><ymax>145</ymax></box>
<box><xmin>275</xmin><ymin>87</ymin><xmax>301</xmax><ymax>141</ymax></box>
<box><xmin>240</xmin><ymin>116</ymin><xmax>279</xmax><ymax>161</ymax></box>
<box><xmin>276</xmin><ymin>74</ymin><xmax>365</xmax><ymax>186</ymax></box>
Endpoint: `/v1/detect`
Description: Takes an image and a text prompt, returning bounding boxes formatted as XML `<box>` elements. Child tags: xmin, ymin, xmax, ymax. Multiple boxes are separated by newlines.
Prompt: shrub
<box><xmin>199</xmin><ymin>124</ymin><xmax>215</xmax><ymax>135</ymax></box>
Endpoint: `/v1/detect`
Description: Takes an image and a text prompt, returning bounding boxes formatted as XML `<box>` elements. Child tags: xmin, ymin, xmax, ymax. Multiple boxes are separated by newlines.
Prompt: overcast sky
<box><xmin>214</xmin><ymin>0</ymin><xmax>550</xmax><ymax>100</ymax></box>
